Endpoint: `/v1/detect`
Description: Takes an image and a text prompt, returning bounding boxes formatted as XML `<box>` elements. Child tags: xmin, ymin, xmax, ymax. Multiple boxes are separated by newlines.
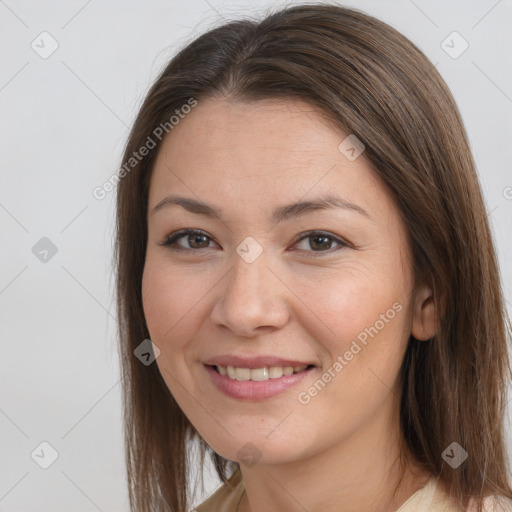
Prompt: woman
<box><xmin>115</xmin><ymin>3</ymin><xmax>512</xmax><ymax>511</ymax></box>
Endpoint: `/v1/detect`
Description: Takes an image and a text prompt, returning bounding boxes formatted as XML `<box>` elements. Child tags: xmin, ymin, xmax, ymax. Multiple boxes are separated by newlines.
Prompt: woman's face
<box><xmin>142</xmin><ymin>97</ymin><xmax>429</xmax><ymax>465</ymax></box>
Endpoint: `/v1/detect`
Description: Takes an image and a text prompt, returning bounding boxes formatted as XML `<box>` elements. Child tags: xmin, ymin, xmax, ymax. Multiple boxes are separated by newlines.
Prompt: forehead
<box><xmin>163</xmin><ymin>98</ymin><xmax>337</xmax><ymax>167</ymax></box>
<box><xmin>149</xmin><ymin>96</ymin><xmax>390</xmax><ymax>218</ymax></box>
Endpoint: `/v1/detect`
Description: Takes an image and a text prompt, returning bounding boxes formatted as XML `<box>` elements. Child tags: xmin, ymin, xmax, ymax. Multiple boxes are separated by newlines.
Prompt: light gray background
<box><xmin>1</xmin><ymin>0</ymin><xmax>511</xmax><ymax>510</ymax></box>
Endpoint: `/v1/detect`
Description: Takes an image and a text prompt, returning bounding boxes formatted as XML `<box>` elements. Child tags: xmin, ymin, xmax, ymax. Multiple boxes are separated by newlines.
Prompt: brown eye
<box><xmin>308</xmin><ymin>235</ymin><xmax>335</xmax><ymax>251</ymax></box>
<box><xmin>293</xmin><ymin>231</ymin><xmax>349</xmax><ymax>255</ymax></box>
<box><xmin>186</xmin><ymin>233</ymin><xmax>210</xmax><ymax>249</ymax></box>
<box><xmin>160</xmin><ymin>229</ymin><xmax>350</xmax><ymax>256</ymax></box>
<box><xmin>160</xmin><ymin>229</ymin><xmax>216</xmax><ymax>252</ymax></box>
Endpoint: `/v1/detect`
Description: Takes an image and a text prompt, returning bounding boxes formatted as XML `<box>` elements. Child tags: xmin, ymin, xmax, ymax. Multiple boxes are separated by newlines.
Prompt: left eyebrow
<box><xmin>271</xmin><ymin>194</ymin><xmax>371</xmax><ymax>223</ymax></box>
<box><xmin>149</xmin><ymin>193</ymin><xmax>371</xmax><ymax>222</ymax></box>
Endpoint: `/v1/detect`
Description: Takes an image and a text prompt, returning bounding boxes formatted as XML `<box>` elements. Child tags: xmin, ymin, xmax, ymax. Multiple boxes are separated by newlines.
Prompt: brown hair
<box><xmin>115</xmin><ymin>3</ymin><xmax>512</xmax><ymax>511</ymax></box>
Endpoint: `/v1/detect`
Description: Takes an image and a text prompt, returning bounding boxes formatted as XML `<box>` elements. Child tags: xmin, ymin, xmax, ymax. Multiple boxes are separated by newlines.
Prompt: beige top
<box><xmin>192</xmin><ymin>468</ymin><xmax>512</xmax><ymax>512</ymax></box>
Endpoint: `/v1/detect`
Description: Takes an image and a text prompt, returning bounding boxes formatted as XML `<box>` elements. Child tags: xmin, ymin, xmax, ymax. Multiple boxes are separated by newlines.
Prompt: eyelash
<box><xmin>159</xmin><ymin>228</ymin><xmax>351</xmax><ymax>257</ymax></box>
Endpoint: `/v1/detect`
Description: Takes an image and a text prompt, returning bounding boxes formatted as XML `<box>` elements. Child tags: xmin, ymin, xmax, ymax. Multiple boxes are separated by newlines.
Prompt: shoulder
<box><xmin>467</xmin><ymin>495</ymin><xmax>512</xmax><ymax>512</ymax></box>
<box><xmin>191</xmin><ymin>468</ymin><xmax>244</xmax><ymax>512</ymax></box>
<box><xmin>426</xmin><ymin>476</ymin><xmax>512</xmax><ymax>512</ymax></box>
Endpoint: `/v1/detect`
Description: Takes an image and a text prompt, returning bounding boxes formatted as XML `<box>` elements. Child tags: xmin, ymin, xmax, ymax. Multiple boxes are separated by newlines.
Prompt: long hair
<box><xmin>114</xmin><ymin>3</ymin><xmax>512</xmax><ymax>511</ymax></box>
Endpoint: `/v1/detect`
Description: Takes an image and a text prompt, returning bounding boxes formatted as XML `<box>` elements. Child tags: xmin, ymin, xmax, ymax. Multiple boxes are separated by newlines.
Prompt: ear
<box><xmin>411</xmin><ymin>282</ymin><xmax>438</xmax><ymax>341</ymax></box>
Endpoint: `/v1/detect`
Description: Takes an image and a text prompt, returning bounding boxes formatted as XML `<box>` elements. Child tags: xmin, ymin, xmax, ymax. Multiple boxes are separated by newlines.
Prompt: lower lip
<box><xmin>204</xmin><ymin>364</ymin><xmax>316</xmax><ymax>400</ymax></box>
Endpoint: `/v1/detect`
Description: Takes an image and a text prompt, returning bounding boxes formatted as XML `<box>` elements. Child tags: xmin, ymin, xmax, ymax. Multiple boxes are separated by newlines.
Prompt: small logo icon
<box><xmin>237</xmin><ymin>442</ymin><xmax>262</xmax><ymax>468</ymax></box>
<box><xmin>31</xmin><ymin>31</ymin><xmax>59</xmax><ymax>59</ymax></box>
<box><xmin>236</xmin><ymin>236</ymin><xmax>263</xmax><ymax>264</ymax></box>
<box><xmin>441</xmin><ymin>31</ymin><xmax>469</xmax><ymax>59</ymax></box>
<box><xmin>31</xmin><ymin>441</ymin><xmax>59</xmax><ymax>469</ymax></box>
<box><xmin>134</xmin><ymin>339</ymin><xmax>161</xmax><ymax>365</ymax></box>
<box><xmin>338</xmin><ymin>134</ymin><xmax>365</xmax><ymax>161</ymax></box>
<box><xmin>32</xmin><ymin>237</ymin><xmax>58</xmax><ymax>263</ymax></box>
<box><xmin>442</xmin><ymin>441</ymin><xmax>468</xmax><ymax>468</ymax></box>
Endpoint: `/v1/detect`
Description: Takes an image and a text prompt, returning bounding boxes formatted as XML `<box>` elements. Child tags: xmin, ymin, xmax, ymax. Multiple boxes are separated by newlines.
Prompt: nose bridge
<box><xmin>231</xmin><ymin>241</ymin><xmax>268</xmax><ymax>296</ymax></box>
<box><xmin>211</xmin><ymin>238</ymin><xmax>289</xmax><ymax>335</ymax></box>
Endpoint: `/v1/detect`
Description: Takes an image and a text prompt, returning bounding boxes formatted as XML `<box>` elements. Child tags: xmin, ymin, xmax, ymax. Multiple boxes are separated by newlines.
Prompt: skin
<box><xmin>142</xmin><ymin>96</ymin><xmax>438</xmax><ymax>512</ymax></box>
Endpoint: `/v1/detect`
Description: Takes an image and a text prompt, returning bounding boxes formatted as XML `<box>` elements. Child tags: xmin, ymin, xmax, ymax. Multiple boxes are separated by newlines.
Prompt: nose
<box><xmin>210</xmin><ymin>247</ymin><xmax>290</xmax><ymax>338</ymax></box>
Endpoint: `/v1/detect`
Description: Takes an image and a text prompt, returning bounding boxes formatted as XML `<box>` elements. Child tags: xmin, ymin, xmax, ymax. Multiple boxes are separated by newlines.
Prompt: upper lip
<box><xmin>204</xmin><ymin>355</ymin><xmax>316</xmax><ymax>369</ymax></box>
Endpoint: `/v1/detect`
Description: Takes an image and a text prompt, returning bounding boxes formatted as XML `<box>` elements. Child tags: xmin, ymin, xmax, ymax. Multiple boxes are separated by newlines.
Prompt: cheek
<box><xmin>298</xmin><ymin>269</ymin><xmax>404</xmax><ymax>345</ymax></box>
<box><xmin>141</xmin><ymin>259</ymin><xmax>202</xmax><ymax>344</ymax></box>
<box><xmin>292</xmin><ymin>265</ymin><xmax>410</xmax><ymax>403</ymax></box>
<box><xmin>292</xmin><ymin>285</ymin><xmax>406</xmax><ymax>428</ymax></box>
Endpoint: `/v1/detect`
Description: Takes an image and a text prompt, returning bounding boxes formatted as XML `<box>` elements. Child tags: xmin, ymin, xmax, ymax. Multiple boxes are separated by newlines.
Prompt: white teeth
<box><xmin>250</xmin><ymin>367</ymin><xmax>269</xmax><ymax>381</ymax></box>
<box><xmin>268</xmin><ymin>366</ymin><xmax>284</xmax><ymax>378</ymax></box>
<box><xmin>235</xmin><ymin>367</ymin><xmax>251</xmax><ymax>381</ymax></box>
<box><xmin>216</xmin><ymin>364</ymin><xmax>309</xmax><ymax>381</ymax></box>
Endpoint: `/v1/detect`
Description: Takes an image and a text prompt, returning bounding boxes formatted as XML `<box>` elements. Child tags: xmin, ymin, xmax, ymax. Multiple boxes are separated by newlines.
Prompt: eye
<box><xmin>160</xmin><ymin>228</ymin><xmax>351</xmax><ymax>256</ymax></box>
<box><xmin>292</xmin><ymin>230</ymin><xmax>349</xmax><ymax>256</ymax></box>
<box><xmin>159</xmin><ymin>229</ymin><xmax>217</xmax><ymax>252</ymax></box>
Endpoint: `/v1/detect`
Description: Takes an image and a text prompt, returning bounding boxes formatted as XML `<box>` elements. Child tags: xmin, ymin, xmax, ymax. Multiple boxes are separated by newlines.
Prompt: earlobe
<box><xmin>411</xmin><ymin>284</ymin><xmax>438</xmax><ymax>341</ymax></box>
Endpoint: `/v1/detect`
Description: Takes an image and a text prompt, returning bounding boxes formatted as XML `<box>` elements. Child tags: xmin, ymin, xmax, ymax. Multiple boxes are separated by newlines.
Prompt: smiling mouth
<box><xmin>210</xmin><ymin>364</ymin><xmax>315</xmax><ymax>382</ymax></box>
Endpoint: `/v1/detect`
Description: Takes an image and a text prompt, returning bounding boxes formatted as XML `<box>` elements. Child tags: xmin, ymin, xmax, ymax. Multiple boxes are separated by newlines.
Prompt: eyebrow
<box><xmin>149</xmin><ymin>193</ymin><xmax>371</xmax><ymax>223</ymax></box>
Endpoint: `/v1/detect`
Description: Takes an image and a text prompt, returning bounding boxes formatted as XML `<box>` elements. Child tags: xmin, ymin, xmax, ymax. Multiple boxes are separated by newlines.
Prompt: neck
<box><xmin>237</xmin><ymin>396</ymin><xmax>431</xmax><ymax>512</ymax></box>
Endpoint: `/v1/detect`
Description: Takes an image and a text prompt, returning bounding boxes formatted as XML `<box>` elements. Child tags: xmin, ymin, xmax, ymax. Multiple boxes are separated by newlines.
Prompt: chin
<box><xmin>206</xmin><ymin>436</ymin><xmax>304</xmax><ymax>468</ymax></box>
